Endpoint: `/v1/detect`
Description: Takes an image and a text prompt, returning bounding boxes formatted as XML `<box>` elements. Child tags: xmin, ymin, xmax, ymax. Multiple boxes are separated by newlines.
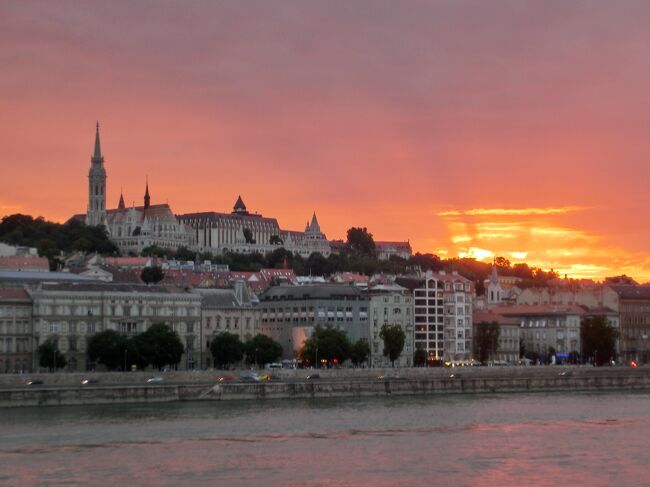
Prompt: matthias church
<box><xmin>72</xmin><ymin>124</ymin><xmax>330</xmax><ymax>257</ymax></box>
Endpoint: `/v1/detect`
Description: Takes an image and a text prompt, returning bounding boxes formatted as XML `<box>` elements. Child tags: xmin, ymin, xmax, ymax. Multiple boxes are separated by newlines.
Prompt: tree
<box><xmin>493</xmin><ymin>256</ymin><xmax>511</xmax><ymax>269</ymax></box>
<box><xmin>350</xmin><ymin>340</ymin><xmax>370</xmax><ymax>366</ymax></box>
<box><xmin>413</xmin><ymin>349</ymin><xmax>427</xmax><ymax>367</ymax></box>
<box><xmin>379</xmin><ymin>324</ymin><xmax>406</xmax><ymax>367</ymax></box>
<box><xmin>141</xmin><ymin>266</ymin><xmax>165</xmax><ymax>284</ymax></box>
<box><xmin>133</xmin><ymin>323</ymin><xmax>184</xmax><ymax>370</ymax></box>
<box><xmin>474</xmin><ymin>321</ymin><xmax>500</xmax><ymax>363</ymax></box>
<box><xmin>581</xmin><ymin>316</ymin><xmax>618</xmax><ymax>366</ymax></box>
<box><xmin>243</xmin><ymin>228</ymin><xmax>255</xmax><ymax>244</ymax></box>
<box><xmin>346</xmin><ymin>227</ymin><xmax>375</xmax><ymax>256</ymax></box>
<box><xmin>244</xmin><ymin>334</ymin><xmax>283</xmax><ymax>367</ymax></box>
<box><xmin>38</xmin><ymin>339</ymin><xmax>66</xmax><ymax>371</ymax></box>
<box><xmin>87</xmin><ymin>330</ymin><xmax>130</xmax><ymax>371</ymax></box>
<box><xmin>299</xmin><ymin>326</ymin><xmax>352</xmax><ymax>367</ymax></box>
<box><xmin>210</xmin><ymin>332</ymin><xmax>244</xmax><ymax>369</ymax></box>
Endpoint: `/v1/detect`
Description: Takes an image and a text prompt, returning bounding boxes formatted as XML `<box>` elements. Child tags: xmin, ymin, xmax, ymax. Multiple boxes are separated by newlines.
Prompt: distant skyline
<box><xmin>1</xmin><ymin>1</ymin><xmax>649</xmax><ymax>281</ymax></box>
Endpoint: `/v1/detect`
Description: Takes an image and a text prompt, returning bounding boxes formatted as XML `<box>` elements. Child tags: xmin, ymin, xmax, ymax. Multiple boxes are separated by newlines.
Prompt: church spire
<box><xmin>144</xmin><ymin>177</ymin><xmax>151</xmax><ymax>210</ymax></box>
<box><xmin>92</xmin><ymin>121</ymin><xmax>103</xmax><ymax>163</ymax></box>
<box><xmin>118</xmin><ymin>188</ymin><xmax>125</xmax><ymax>210</ymax></box>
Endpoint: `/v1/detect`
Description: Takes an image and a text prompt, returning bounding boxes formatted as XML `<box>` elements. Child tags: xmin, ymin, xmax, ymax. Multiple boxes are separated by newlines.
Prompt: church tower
<box><xmin>86</xmin><ymin>122</ymin><xmax>107</xmax><ymax>226</ymax></box>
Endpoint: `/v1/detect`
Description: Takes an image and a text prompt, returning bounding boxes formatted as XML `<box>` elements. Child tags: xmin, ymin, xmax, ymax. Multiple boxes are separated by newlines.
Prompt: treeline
<box><xmin>0</xmin><ymin>214</ymin><xmax>118</xmax><ymax>270</ymax></box>
<box><xmin>1</xmin><ymin>214</ymin><xmax>559</xmax><ymax>288</ymax></box>
<box><xmin>143</xmin><ymin>226</ymin><xmax>559</xmax><ymax>290</ymax></box>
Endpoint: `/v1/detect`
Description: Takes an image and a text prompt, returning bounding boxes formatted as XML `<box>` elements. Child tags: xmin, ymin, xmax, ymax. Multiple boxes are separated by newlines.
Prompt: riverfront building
<box><xmin>491</xmin><ymin>304</ymin><xmax>584</xmax><ymax>362</ymax></box>
<box><xmin>29</xmin><ymin>282</ymin><xmax>202</xmax><ymax>371</ymax></box>
<box><xmin>398</xmin><ymin>271</ymin><xmax>475</xmax><ymax>362</ymax></box>
<box><xmin>610</xmin><ymin>285</ymin><xmax>650</xmax><ymax>363</ymax></box>
<box><xmin>368</xmin><ymin>284</ymin><xmax>414</xmax><ymax>367</ymax></box>
<box><xmin>257</xmin><ymin>284</ymin><xmax>369</xmax><ymax>360</ymax></box>
<box><xmin>472</xmin><ymin>310</ymin><xmax>521</xmax><ymax>363</ymax></box>
<box><xmin>0</xmin><ymin>289</ymin><xmax>33</xmax><ymax>373</ymax></box>
<box><xmin>194</xmin><ymin>281</ymin><xmax>261</xmax><ymax>369</ymax></box>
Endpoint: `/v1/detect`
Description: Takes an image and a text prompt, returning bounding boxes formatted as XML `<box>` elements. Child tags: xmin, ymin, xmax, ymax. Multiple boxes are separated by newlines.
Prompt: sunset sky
<box><xmin>1</xmin><ymin>1</ymin><xmax>649</xmax><ymax>282</ymax></box>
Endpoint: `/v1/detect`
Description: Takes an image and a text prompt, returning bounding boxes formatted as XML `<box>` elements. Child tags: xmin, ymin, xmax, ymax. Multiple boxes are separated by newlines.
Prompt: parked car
<box><xmin>24</xmin><ymin>379</ymin><xmax>43</xmax><ymax>386</ymax></box>
<box><xmin>146</xmin><ymin>376</ymin><xmax>164</xmax><ymax>384</ymax></box>
<box><xmin>306</xmin><ymin>373</ymin><xmax>321</xmax><ymax>380</ymax></box>
<box><xmin>239</xmin><ymin>374</ymin><xmax>260</xmax><ymax>382</ymax></box>
<box><xmin>81</xmin><ymin>378</ymin><xmax>99</xmax><ymax>385</ymax></box>
<box><xmin>217</xmin><ymin>375</ymin><xmax>235</xmax><ymax>382</ymax></box>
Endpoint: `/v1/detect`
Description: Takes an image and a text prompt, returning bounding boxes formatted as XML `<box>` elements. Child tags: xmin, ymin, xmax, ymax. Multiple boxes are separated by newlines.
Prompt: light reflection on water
<box><xmin>1</xmin><ymin>392</ymin><xmax>649</xmax><ymax>486</ymax></box>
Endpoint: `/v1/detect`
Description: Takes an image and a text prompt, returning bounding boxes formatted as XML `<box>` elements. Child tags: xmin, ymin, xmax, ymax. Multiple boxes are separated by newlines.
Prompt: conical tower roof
<box><xmin>92</xmin><ymin>122</ymin><xmax>104</xmax><ymax>163</ymax></box>
<box><xmin>233</xmin><ymin>195</ymin><xmax>248</xmax><ymax>214</ymax></box>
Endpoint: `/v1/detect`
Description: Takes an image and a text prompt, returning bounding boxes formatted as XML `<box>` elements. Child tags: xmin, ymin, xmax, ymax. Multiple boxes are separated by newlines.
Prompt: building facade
<box><xmin>493</xmin><ymin>304</ymin><xmax>584</xmax><ymax>363</ymax></box>
<box><xmin>368</xmin><ymin>284</ymin><xmax>413</xmax><ymax>367</ymax></box>
<box><xmin>258</xmin><ymin>284</ymin><xmax>369</xmax><ymax>360</ymax></box>
<box><xmin>74</xmin><ymin>124</ymin><xmax>192</xmax><ymax>254</ymax></box>
<box><xmin>195</xmin><ymin>282</ymin><xmax>261</xmax><ymax>369</ymax></box>
<box><xmin>178</xmin><ymin>199</ymin><xmax>331</xmax><ymax>258</ymax></box>
<box><xmin>609</xmin><ymin>285</ymin><xmax>650</xmax><ymax>363</ymax></box>
<box><xmin>0</xmin><ymin>289</ymin><xmax>33</xmax><ymax>373</ymax></box>
<box><xmin>399</xmin><ymin>271</ymin><xmax>475</xmax><ymax>362</ymax></box>
<box><xmin>473</xmin><ymin>309</ymin><xmax>520</xmax><ymax>364</ymax></box>
<box><xmin>29</xmin><ymin>282</ymin><xmax>202</xmax><ymax>371</ymax></box>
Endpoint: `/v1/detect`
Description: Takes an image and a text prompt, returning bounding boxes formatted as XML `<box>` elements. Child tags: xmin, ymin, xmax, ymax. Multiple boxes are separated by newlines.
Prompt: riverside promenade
<box><xmin>1</xmin><ymin>366</ymin><xmax>649</xmax><ymax>408</ymax></box>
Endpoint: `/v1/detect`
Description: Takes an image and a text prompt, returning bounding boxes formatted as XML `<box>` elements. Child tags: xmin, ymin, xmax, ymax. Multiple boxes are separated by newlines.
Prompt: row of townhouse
<box><xmin>0</xmin><ymin>279</ymin><xmax>262</xmax><ymax>373</ymax></box>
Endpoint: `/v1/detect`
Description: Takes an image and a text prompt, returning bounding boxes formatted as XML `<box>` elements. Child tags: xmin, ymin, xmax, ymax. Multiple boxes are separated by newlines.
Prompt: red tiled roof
<box><xmin>0</xmin><ymin>256</ymin><xmax>49</xmax><ymax>271</ymax></box>
<box><xmin>103</xmin><ymin>257</ymin><xmax>150</xmax><ymax>267</ymax></box>
<box><xmin>0</xmin><ymin>289</ymin><xmax>30</xmax><ymax>300</ymax></box>
<box><xmin>491</xmin><ymin>304</ymin><xmax>585</xmax><ymax>316</ymax></box>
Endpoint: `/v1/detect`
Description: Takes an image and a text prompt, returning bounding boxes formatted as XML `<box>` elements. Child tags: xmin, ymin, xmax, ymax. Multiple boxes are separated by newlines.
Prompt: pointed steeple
<box><xmin>118</xmin><ymin>188</ymin><xmax>125</xmax><ymax>210</ymax></box>
<box><xmin>233</xmin><ymin>195</ymin><xmax>248</xmax><ymax>214</ymax></box>
<box><xmin>92</xmin><ymin>122</ymin><xmax>104</xmax><ymax>163</ymax></box>
<box><xmin>306</xmin><ymin>211</ymin><xmax>321</xmax><ymax>233</ymax></box>
<box><xmin>144</xmin><ymin>177</ymin><xmax>151</xmax><ymax>210</ymax></box>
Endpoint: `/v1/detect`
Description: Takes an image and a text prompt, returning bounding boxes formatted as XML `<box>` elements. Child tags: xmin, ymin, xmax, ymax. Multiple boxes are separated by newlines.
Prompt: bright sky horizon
<box><xmin>1</xmin><ymin>1</ymin><xmax>649</xmax><ymax>282</ymax></box>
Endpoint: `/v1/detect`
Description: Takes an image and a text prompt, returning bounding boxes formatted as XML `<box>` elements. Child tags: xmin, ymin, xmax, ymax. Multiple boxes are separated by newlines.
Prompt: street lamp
<box><xmin>255</xmin><ymin>348</ymin><xmax>259</xmax><ymax>369</ymax></box>
<box><xmin>124</xmin><ymin>348</ymin><xmax>127</xmax><ymax>372</ymax></box>
<box><xmin>315</xmin><ymin>346</ymin><xmax>319</xmax><ymax>369</ymax></box>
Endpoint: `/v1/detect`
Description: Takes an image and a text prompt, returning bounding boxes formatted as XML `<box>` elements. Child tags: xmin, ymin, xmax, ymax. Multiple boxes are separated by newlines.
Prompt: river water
<box><xmin>1</xmin><ymin>392</ymin><xmax>649</xmax><ymax>486</ymax></box>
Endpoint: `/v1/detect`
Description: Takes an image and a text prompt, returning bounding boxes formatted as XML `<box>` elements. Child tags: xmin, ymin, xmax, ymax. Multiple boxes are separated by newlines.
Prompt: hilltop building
<box><xmin>71</xmin><ymin>124</ymin><xmax>191</xmax><ymax>254</ymax></box>
<box><xmin>178</xmin><ymin>201</ymin><xmax>331</xmax><ymax>258</ymax></box>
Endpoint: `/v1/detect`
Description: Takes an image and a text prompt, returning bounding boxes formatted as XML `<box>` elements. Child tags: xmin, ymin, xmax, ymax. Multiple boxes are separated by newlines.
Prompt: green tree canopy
<box><xmin>350</xmin><ymin>339</ymin><xmax>370</xmax><ymax>366</ymax></box>
<box><xmin>581</xmin><ymin>316</ymin><xmax>618</xmax><ymax>365</ymax></box>
<box><xmin>210</xmin><ymin>332</ymin><xmax>244</xmax><ymax>369</ymax></box>
<box><xmin>38</xmin><ymin>339</ymin><xmax>67</xmax><ymax>371</ymax></box>
<box><xmin>87</xmin><ymin>329</ymin><xmax>131</xmax><ymax>371</ymax></box>
<box><xmin>141</xmin><ymin>266</ymin><xmax>165</xmax><ymax>284</ymax></box>
<box><xmin>379</xmin><ymin>324</ymin><xmax>406</xmax><ymax>367</ymax></box>
<box><xmin>244</xmin><ymin>334</ymin><xmax>283</xmax><ymax>367</ymax></box>
<box><xmin>133</xmin><ymin>323</ymin><xmax>184</xmax><ymax>370</ymax></box>
<box><xmin>299</xmin><ymin>326</ymin><xmax>352</xmax><ymax>367</ymax></box>
<box><xmin>474</xmin><ymin>321</ymin><xmax>500</xmax><ymax>363</ymax></box>
<box><xmin>0</xmin><ymin>214</ymin><xmax>118</xmax><ymax>269</ymax></box>
<box><xmin>346</xmin><ymin>227</ymin><xmax>376</xmax><ymax>256</ymax></box>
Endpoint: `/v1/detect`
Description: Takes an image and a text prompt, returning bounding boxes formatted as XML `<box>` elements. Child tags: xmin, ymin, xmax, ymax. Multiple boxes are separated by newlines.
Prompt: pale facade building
<box><xmin>368</xmin><ymin>284</ymin><xmax>413</xmax><ymax>367</ymax></box>
<box><xmin>398</xmin><ymin>271</ymin><xmax>475</xmax><ymax>362</ymax></box>
<box><xmin>375</xmin><ymin>241</ymin><xmax>413</xmax><ymax>261</ymax></box>
<box><xmin>178</xmin><ymin>199</ymin><xmax>331</xmax><ymax>258</ymax></box>
<box><xmin>29</xmin><ymin>282</ymin><xmax>202</xmax><ymax>371</ymax></box>
<box><xmin>473</xmin><ymin>309</ymin><xmax>520</xmax><ymax>363</ymax></box>
<box><xmin>73</xmin><ymin>123</ymin><xmax>192</xmax><ymax>254</ymax></box>
<box><xmin>0</xmin><ymin>289</ymin><xmax>33</xmax><ymax>373</ymax></box>
<box><xmin>194</xmin><ymin>282</ymin><xmax>261</xmax><ymax>369</ymax></box>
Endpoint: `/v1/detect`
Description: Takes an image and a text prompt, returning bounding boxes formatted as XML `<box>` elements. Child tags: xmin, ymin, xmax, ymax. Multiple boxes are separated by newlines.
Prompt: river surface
<box><xmin>1</xmin><ymin>392</ymin><xmax>650</xmax><ymax>486</ymax></box>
